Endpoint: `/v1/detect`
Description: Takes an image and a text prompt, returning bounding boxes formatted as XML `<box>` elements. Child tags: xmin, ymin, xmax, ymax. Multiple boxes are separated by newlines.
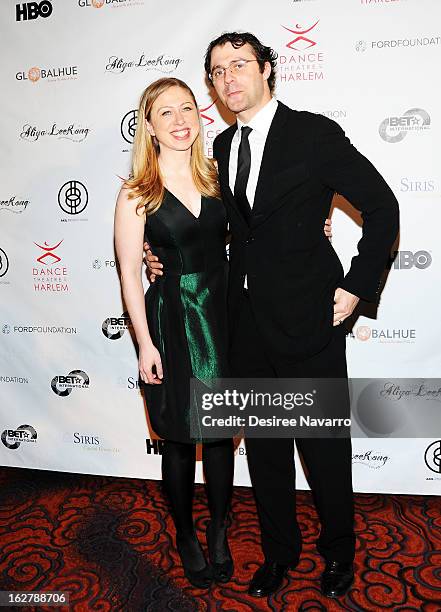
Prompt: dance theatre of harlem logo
<box><xmin>200</xmin><ymin>98</ymin><xmax>223</xmax><ymax>158</ymax></box>
<box><xmin>102</xmin><ymin>312</ymin><xmax>132</xmax><ymax>340</ymax></box>
<box><xmin>51</xmin><ymin>370</ymin><xmax>90</xmax><ymax>396</ymax></box>
<box><xmin>278</xmin><ymin>19</ymin><xmax>325</xmax><ymax>83</ymax></box>
<box><xmin>425</xmin><ymin>440</ymin><xmax>441</xmax><ymax>475</ymax></box>
<box><xmin>1</xmin><ymin>425</ymin><xmax>37</xmax><ymax>449</ymax></box>
<box><xmin>379</xmin><ymin>108</ymin><xmax>431</xmax><ymax>143</ymax></box>
<box><xmin>58</xmin><ymin>180</ymin><xmax>88</xmax><ymax>221</ymax></box>
<box><xmin>32</xmin><ymin>239</ymin><xmax>69</xmax><ymax>293</ymax></box>
<box><xmin>16</xmin><ymin>1</ymin><xmax>52</xmax><ymax>21</ymax></box>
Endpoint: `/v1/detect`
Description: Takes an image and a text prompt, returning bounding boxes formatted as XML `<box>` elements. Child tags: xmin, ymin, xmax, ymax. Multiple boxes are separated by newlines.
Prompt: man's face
<box><xmin>209</xmin><ymin>42</ymin><xmax>271</xmax><ymax>119</ymax></box>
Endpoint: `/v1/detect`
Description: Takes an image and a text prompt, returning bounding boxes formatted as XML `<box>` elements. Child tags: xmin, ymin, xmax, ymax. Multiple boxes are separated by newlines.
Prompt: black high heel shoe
<box><xmin>176</xmin><ymin>532</ymin><xmax>213</xmax><ymax>589</ymax></box>
<box><xmin>206</xmin><ymin>521</ymin><xmax>234</xmax><ymax>583</ymax></box>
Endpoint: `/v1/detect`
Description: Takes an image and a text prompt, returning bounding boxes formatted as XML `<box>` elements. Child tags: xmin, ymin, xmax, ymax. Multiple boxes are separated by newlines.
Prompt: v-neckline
<box><xmin>165</xmin><ymin>188</ymin><xmax>203</xmax><ymax>220</ymax></box>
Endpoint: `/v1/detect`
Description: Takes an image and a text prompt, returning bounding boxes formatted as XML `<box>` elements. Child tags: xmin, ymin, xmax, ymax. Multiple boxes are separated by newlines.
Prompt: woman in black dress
<box><xmin>114</xmin><ymin>78</ymin><xmax>233</xmax><ymax>589</ymax></box>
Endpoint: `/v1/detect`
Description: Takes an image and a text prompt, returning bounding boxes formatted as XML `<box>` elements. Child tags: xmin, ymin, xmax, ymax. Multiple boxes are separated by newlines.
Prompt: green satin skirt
<box><xmin>144</xmin><ymin>262</ymin><xmax>229</xmax><ymax>443</ymax></box>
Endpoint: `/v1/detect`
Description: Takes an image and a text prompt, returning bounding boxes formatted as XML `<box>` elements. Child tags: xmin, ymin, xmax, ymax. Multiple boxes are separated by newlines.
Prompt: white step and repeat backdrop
<box><xmin>1</xmin><ymin>0</ymin><xmax>440</xmax><ymax>495</ymax></box>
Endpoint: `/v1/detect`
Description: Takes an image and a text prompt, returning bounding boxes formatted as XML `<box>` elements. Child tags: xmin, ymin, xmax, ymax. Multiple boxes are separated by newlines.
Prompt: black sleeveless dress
<box><xmin>142</xmin><ymin>189</ymin><xmax>229</xmax><ymax>443</ymax></box>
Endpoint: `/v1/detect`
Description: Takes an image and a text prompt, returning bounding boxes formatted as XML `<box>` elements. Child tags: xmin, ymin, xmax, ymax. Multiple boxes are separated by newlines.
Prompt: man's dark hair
<box><xmin>204</xmin><ymin>32</ymin><xmax>278</xmax><ymax>94</ymax></box>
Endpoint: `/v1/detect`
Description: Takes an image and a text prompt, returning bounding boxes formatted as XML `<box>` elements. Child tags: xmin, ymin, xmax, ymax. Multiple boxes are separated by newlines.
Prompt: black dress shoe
<box><xmin>176</xmin><ymin>533</ymin><xmax>213</xmax><ymax>589</ymax></box>
<box><xmin>321</xmin><ymin>560</ymin><xmax>354</xmax><ymax>598</ymax></box>
<box><xmin>206</xmin><ymin>521</ymin><xmax>234</xmax><ymax>584</ymax></box>
<box><xmin>248</xmin><ymin>561</ymin><xmax>291</xmax><ymax>597</ymax></box>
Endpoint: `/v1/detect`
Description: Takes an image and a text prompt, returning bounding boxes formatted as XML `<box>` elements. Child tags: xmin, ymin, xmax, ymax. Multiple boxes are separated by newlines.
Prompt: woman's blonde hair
<box><xmin>125</xmin><ymin>78</ymin><xmax>220</xmax><ymax>215</ymax></box>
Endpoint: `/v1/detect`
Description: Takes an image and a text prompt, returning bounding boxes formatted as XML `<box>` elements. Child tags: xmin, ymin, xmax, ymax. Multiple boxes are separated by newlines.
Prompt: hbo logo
<box><xmin>16</xmin><ymin>1</ymin><xmax>53</xmax><ymax>21</ymax></box>
<box><xmin>392</xmin><ymin>250</ymin><xmax>432</xmax><ymax>270</ymax></box>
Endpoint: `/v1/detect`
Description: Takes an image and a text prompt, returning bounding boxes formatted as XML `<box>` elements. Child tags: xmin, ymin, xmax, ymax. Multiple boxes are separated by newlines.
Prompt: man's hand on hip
<box><xmin>333</xmin><ymin>287</ymin><xmax>359</xmax><ymax>326</ymax></box>
<box><xmin>143</xmin><ymin>241</ymin><xmax>163</xmax><ymax>282</ymax></box>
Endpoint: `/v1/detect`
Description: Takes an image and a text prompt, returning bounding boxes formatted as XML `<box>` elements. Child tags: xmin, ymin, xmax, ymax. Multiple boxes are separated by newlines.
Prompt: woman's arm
<box><xmin>114</xmin><ymin>186</ymin><xmax>162</xmax><ymax>384</ymax></box>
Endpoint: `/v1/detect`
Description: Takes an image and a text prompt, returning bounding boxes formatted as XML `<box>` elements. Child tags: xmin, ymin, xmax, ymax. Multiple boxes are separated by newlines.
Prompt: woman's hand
<box><xmin>324</xmin><ymin>218</ymin><xmax>332</xmax><ymax>239</ymax></box>
<box><xmin>139</xmin><ymin>342</ymin><xmax>163</xmax><ymax>384</ymax></box>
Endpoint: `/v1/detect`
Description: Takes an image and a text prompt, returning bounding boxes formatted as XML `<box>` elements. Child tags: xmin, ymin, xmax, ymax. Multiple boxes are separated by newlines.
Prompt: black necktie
<box><xmin>234</xmin><ymin>126</ymin><xmax>252</xmax><ymax>224</ymax></box>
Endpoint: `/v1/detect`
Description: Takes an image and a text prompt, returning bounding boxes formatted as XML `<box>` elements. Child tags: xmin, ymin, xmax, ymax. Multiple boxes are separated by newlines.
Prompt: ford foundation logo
<box><xmin>379</xmin><ymin>108</ymin><xmax>431</xmax><ymax>143</ymax></box>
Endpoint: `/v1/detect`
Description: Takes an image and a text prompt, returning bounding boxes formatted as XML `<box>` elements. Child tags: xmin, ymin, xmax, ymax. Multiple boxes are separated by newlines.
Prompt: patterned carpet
<box><xmin>0</xmin><ymin>466</ymin><xmax>440</xmax><ymax>611</ymax></box>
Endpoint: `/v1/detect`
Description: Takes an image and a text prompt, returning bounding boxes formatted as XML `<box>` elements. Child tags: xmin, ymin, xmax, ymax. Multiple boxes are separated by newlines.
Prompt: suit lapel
<box><xmin>251</xmin><ymin>103</ymin><xmax>291</xmax><ymax>225</ymax></box>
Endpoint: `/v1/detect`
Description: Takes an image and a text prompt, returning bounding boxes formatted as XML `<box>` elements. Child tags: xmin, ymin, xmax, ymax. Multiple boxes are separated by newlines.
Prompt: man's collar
<box><xmin>236</xmin><ymin>97</ymin><xmax>278</xmax><ymax>137</ymax></box>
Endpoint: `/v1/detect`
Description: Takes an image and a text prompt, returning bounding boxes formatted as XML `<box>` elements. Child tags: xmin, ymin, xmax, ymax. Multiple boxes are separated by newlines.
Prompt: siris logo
<box><xmin>388</xmin><ymin>250</ymin><xmax>432</xmax><ymax>270</ymax></box>
<box><xmin>400</xmin><ymin>178</ymin><xmax>435</xmax><ymax>193</ymax></box>
<box><xmin>102</xmin><ymin>312</ymin><xmax>132</xmax><ymax>340</ymax></box>
<box><xmin>73</xmin><ymin>432</ymin><xmax>100</xmax><ymax>445</ymax></box>
<box><xmin>16</xmin><ymin>1</ymin><xmax>52</xmax><ymax>21</ymax></box>
<box><xmin>1</xmin><ymin>425</ymin><xmax>37</xmax><ymax>449</ymax></box>
<box><xmin>51</xmin><ymin>370</ymin><xmax>89</xmax><ymax>396</ymax></box>
<box><xmin>282</xmin><ymin>20</ymin><xmax>320</xmax><ymax>50</ymax></box>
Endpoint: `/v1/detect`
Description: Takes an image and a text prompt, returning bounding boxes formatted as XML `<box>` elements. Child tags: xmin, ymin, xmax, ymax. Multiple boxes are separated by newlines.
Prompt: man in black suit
<box><xmin>203</xmin><ymin>32</ymin><xmax>399</xmax><ymax>599</ymax></box>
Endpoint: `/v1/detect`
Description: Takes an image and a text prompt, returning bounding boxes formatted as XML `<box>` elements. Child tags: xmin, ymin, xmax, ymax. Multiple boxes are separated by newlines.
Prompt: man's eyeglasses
<box><xmin>210</xmin><ymin>59</ymin><xmax>258</xmax><ymax>81</ymax></box>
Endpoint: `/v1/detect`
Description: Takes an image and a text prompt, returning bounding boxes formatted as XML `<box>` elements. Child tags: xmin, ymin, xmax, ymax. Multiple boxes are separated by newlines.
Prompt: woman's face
<box><xmin>146</xmin><ymin>85</ymin><xmax>200</xmax><ymax>153</ymax></box>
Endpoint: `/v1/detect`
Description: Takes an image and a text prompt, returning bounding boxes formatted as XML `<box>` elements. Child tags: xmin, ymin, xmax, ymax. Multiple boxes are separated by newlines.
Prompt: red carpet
<box><xmin>0</xmin><ymin>467</ymin><xmax>440</xmax><ymax>611</ymax></box>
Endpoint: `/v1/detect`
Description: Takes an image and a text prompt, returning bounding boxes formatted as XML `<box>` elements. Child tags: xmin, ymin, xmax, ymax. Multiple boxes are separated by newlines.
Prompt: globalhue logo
<box><xmin>16</xmin><ymin>65</ymin><xmax>79</xmax><ymax>83</ymax></box>
<box><xmin>353</xmin><ymin>326</ymin><xmax>416</xmax><ymax>343</ymax></box>
<box><xmin>78</xmin><ymin>0</ymin><xmax>145</xmax><ymax>9</ymax></box>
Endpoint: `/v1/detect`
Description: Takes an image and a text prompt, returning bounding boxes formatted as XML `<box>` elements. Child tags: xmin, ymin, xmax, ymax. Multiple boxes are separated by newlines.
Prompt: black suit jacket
<box><xmin>213</xmin><ymin>102</ymin><xmax>399</xmax><ymax>361</ymax></box>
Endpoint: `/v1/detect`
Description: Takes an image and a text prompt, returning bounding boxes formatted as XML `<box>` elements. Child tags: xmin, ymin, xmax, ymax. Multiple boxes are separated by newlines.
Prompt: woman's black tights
<box><xmin>162</xmin><ymin>439</ymin><xmax>234</xmax><ymax>569</ymax></box>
